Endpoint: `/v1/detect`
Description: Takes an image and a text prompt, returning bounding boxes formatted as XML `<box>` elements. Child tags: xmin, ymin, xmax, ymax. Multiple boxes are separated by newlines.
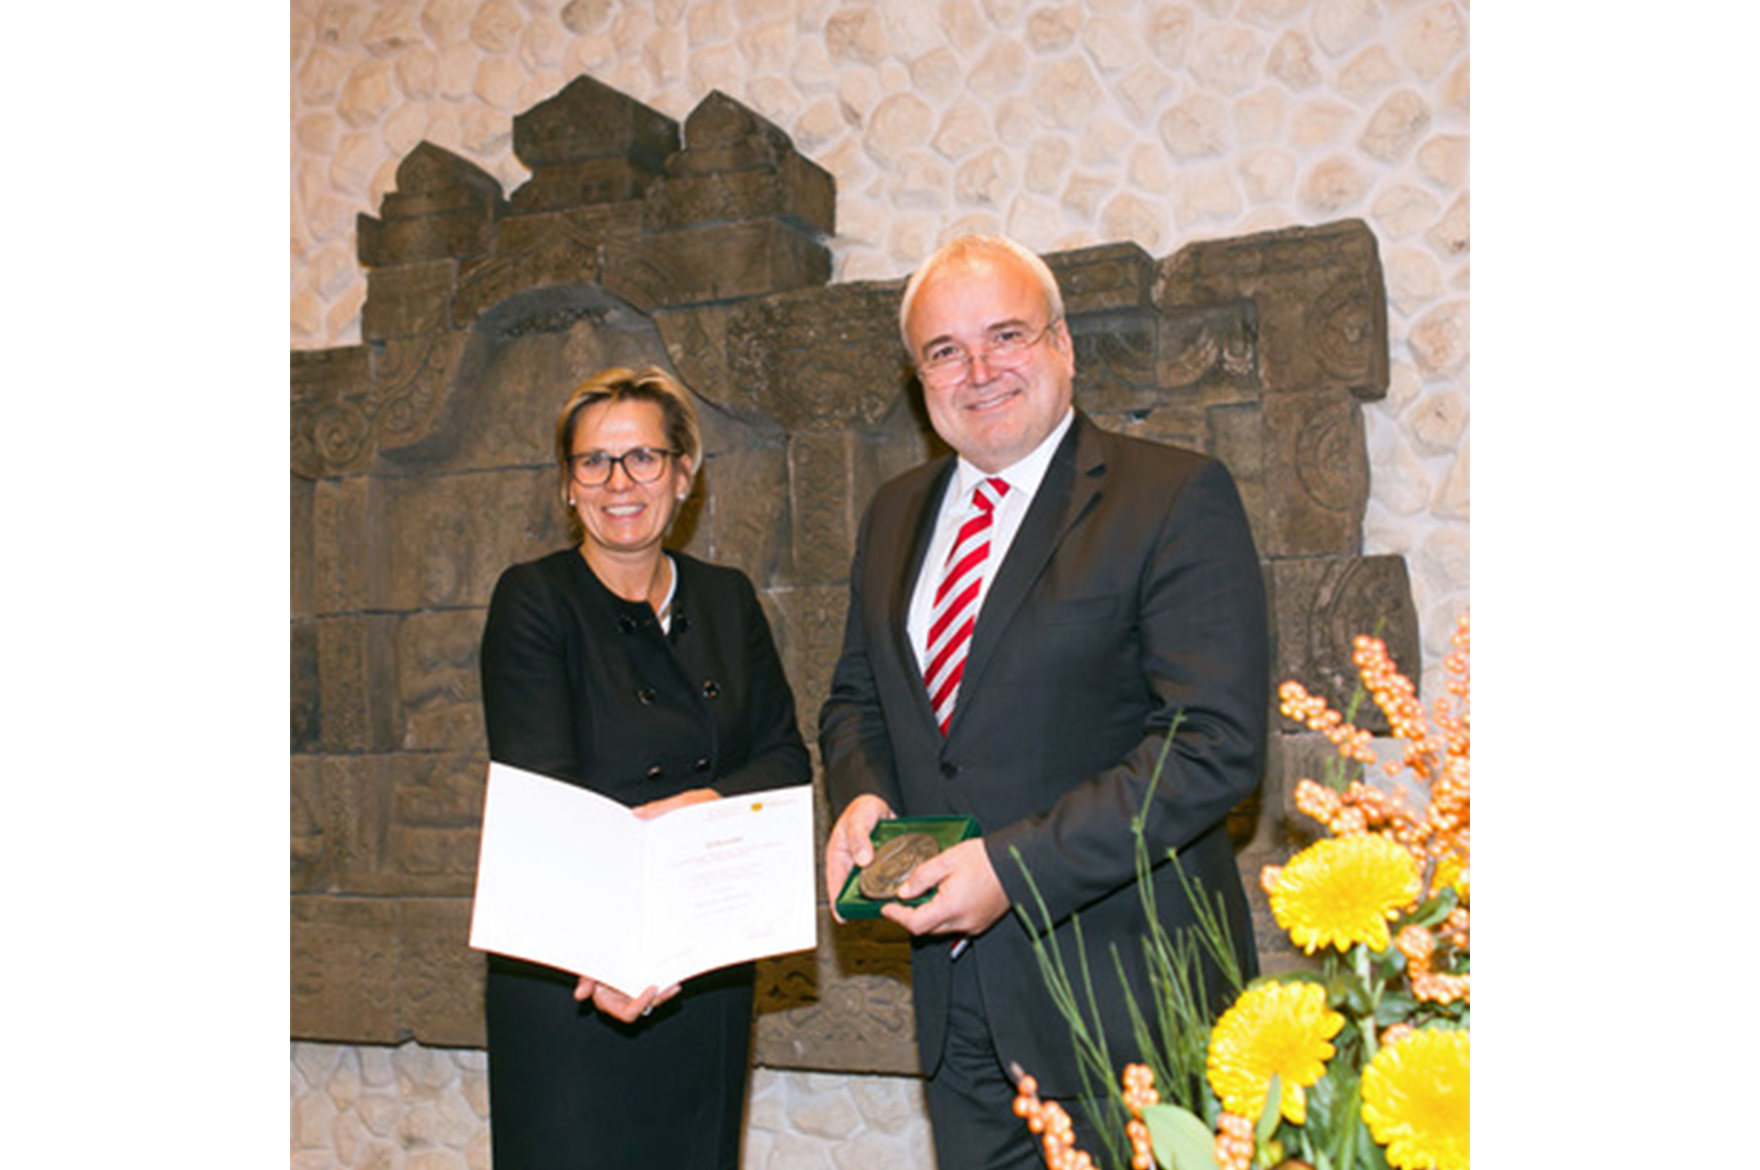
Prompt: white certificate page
<box><xmin>467</xmin><ymin>762</ymin><xmax>815</xmax><ymax>994</ymax></box>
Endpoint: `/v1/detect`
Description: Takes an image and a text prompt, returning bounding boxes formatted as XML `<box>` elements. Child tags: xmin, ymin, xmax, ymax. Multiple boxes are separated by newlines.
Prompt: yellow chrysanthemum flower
<box><xmin>1269</xmin><ymin>834</ymin><xmax>1421</xmax><ymax>954</ymax></box>
<box><xmin>1434</xmin><ymin>854</ymin><xmax>1470</xmax><ymax>904</ymax></box>
<box><xmin>1362</xmin><ymin>1028</ymin><xmax>1470</xmax><ymax>1170</ymax></box>
<box><xmin>1206</xmin><ymin>981</ymin><xmax>1344</xmax><ymax>1125</ymax></box>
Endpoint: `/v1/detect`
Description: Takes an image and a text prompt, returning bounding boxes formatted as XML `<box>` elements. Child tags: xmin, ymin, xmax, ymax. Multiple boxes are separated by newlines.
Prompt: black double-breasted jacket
<box><xmin>481</xmin><ymin>547</ymin><xmax>810</xmax><ymax>807</ymax></box>
<box><xmin>476</xmin><ymin>546</ymin><xmax>809</xmax><ymax>1170</ymax></box>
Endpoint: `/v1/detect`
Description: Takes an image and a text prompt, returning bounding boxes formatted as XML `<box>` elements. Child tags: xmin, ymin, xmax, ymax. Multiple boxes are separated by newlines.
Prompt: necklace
<box><xmin>652</xmin><ymin>555</ymin><xmax>678</xmax><ymax>630</ymax></box>
<box><xmin>579</xmin><ymin>546</ymin><xmax>673</xmax><ymax>622</ymax></box>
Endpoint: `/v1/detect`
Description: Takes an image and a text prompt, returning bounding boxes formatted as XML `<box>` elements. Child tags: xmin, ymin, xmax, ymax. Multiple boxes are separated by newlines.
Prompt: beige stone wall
<box><xmin>291</xmin><ymin>1042</ymin><xmax>934</xmax><ymax>1169</ymax></box>
<box><xmin>291</xmin><ymin>1</ymin><xmax>1467</xmax><ymax>1166</ymax></box>
<box><xmin>290</xmin><ymin>0</ymin><xmax>1468</xmax><ymax>638</ymax></box>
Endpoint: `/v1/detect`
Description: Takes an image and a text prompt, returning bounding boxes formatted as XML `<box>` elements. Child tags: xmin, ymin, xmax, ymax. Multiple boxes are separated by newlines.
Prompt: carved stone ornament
<box><xmin>292</xmin><ymin>74</ymin><xmax>1408</xmax><ymax>1070</ymax></box>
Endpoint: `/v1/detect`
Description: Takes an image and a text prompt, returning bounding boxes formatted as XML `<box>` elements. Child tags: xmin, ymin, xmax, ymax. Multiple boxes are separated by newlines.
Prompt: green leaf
<box><xmin>1405</xmin><ymin>886</ymin><xmax>1459</xmax><ymax>928</ymax></box>
<box><xmin>1257</xmin><ymin>1073</ymin><xmax>1284</xmax><ymax>1145</ymax></box>
<box><xmin>1303</xmin><ymin>1070</ymin><xmax>1343</xmax><ymax>1148</ymax></box>
<box><xmin>1317</xmin><ymin>1068</ymin><xmax>1368</xmax><ymax>1170</ymax></box>
<box><xmin>1362</xmin><ymin>1129</ymin><xmax>1395</xmax><ymax>1170</ymax></box>
<box><xmin>1374</xmin><ymin>991</ymin><xmax>1418</xmax><ymax>1026</ymax></box>
<box><xmin>1342</xmin><ymin>977</ymin><xmax>1377</xmax><ymax>1018</ymax></box>
<box><xmin>1142</xmin><ymin>1103</ymin><xmax>1221</xmax><ymax>1170</ymax></box>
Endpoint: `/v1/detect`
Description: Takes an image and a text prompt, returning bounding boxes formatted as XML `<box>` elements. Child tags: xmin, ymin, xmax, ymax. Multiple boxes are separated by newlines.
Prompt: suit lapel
<box><xmin>951</xmin><ymin>415</ymin><xmax>1106</xmax><ymax>734</ymax></box>
<box><xmin>888</xmin><ymin>460</ymin><xmax>956</xmax><ymax>730</ymax></box>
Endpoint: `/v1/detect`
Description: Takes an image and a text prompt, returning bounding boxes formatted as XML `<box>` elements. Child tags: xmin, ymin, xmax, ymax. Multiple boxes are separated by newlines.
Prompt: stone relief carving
<box><xmin>291</xmin><ymin>74</ymin><xmax>1414</xmax><ymax>1070</ymax></box>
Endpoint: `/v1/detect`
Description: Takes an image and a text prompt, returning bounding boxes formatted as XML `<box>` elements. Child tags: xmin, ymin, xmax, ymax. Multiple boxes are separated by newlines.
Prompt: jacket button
<box><xmin>940</xmin><ymin>761</ymin><xmax>959</xmax><ymax>778</ymax></box>
<box><xmin>645</xmin><ymin>764</ymin><xmax>664</xmax><ymax>782</ymax></box>
<box><xmin>701</xmin><ymin>679</ymin><xmax>721</xmax><ymax>699</ymax></box>
<box><xmin>694</xmin><ymin>757</ymin><xmax>712</xmax><ymax>774</ymax></box>
<box><xmin>636</xmin><ymin>686</ymin><xmax>657</xmax><ymax>705</ymax></box>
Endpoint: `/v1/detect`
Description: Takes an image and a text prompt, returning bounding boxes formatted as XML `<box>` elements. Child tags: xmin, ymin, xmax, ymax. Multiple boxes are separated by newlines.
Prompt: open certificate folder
<box><xmin>468</xmin><ymin>762</ymin><xmax>815</xmax><ymax>994</ymax></box>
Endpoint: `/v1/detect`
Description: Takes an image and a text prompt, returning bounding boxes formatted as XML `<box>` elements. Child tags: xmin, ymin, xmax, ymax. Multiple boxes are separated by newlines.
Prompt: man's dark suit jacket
<box><xmin>820</xmin><ymin>411</ymin><xmax>1268</xmax><ymax>1096</ymax></box>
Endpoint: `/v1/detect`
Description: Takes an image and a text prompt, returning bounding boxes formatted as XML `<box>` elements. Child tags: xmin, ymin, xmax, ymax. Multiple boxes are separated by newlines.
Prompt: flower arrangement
<box><xmin>1011</xmin><ymin>610</ymin><xmax>1470</xmax><ymax>1170</ymax></box>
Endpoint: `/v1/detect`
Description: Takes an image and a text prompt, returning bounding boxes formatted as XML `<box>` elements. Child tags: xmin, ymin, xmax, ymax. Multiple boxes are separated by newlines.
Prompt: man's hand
<box><xmin>824</xmin><ymin>793</ymin><xmax>895</xmax><ymax>920</ymax></box>
<box><xmin>881</xmin><ymin>838</ymin><xmax>1010</xmax><ymax>938</ymax></box>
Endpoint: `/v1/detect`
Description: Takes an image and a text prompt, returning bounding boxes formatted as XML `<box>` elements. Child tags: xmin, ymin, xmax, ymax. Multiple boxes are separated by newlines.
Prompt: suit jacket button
<box><xmin>645</xmin><ymin>764</ymin><xmax>664</xmax><ymax>782</ymax></box>
<box><xmin>940</xmin><ymin>761</ymin><xmax>959</xmax><ymax>778</ymax></box>
<box><xmin>701</xmin><ymin>679</ymin><xmax>721</xmax><ymax>699</ymax></box>
<box><xmin>636</xmin><ymin>686</ymin><xmax>657</xmax><ymax>705</ymax></box>
<box><xmin>694</xmin><ymin>757</ymin><xmax>712</xmax><ymax>774</ymax></box>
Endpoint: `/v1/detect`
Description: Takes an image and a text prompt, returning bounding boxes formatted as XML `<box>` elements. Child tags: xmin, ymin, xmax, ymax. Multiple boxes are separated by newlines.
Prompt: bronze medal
<box><xmin>857</xmin><ymin>832</ymin><xmax>942</xmax><ymax>900</ymax></box>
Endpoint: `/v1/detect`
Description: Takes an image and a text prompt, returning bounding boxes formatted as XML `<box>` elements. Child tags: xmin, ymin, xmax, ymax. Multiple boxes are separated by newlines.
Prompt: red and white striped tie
<box><xmin>923</xmin><ymin>476</ymin><xmax>1009</xmax><ymax>735</ymax></box>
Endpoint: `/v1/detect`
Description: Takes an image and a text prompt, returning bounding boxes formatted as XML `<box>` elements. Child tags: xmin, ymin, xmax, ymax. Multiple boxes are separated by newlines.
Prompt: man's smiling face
<box><xmin>904</xmin><ymin>247</ymin><xmax>1075</xmax><ymax>474</ymax></box>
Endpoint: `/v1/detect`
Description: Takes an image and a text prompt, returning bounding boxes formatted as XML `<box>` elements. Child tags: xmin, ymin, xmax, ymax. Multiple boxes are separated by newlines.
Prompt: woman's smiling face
<box><xmin>567</xmin><ymin>398</ymin><xmax>693</xmax><ymax>559</ymax></box>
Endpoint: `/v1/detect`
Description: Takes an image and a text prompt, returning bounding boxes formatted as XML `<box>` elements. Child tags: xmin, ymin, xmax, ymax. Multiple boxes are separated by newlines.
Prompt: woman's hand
<box><xmin>573</xmin><ymin>975</ymin><xmax>683</xmax><ymax>1024</ymax></box>
<box><xmin>567</xmin><ymin>790</ymin><xmax>716</xmax><ymax>1021</ymax></box>
<box><xmin>632</xmin><ymin>787</ymin><xmax>720</xmax><ymax>820</ymax></box>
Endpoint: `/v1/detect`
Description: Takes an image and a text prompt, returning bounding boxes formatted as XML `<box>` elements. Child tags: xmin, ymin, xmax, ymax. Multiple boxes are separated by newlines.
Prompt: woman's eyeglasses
<box><xmin>568</xmin><ymin>447</ymin><xmax>679</xmax><ymax>487</ymax></box>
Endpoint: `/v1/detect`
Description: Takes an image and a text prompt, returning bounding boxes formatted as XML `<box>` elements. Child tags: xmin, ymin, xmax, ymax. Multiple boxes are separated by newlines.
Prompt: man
<box><xmin>820</xmin><ymin>235</ymin><xmax>1268</xmax><ymax>1169</ymax></box>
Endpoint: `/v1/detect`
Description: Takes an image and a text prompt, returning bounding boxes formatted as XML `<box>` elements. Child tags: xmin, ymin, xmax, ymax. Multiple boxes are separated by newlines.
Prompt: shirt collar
<box><xmin>951</xmin><ymin>407</ymin><xmax>1074</xmax><ymax>503</ymax></box>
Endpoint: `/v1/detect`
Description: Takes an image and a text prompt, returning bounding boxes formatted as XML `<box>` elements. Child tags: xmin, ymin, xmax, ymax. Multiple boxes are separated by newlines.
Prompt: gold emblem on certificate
<box><xmin>857</xmin><ymin>832</ymin><xmax>942</xmax><ymax>900</ymax></box>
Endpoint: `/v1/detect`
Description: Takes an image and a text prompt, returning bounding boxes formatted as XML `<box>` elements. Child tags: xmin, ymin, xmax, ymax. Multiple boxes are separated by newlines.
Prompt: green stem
<box><xmin>1354</xmin><ymin>944</ymin><xmax>1379</xmax><ymax>1063</ymax></box>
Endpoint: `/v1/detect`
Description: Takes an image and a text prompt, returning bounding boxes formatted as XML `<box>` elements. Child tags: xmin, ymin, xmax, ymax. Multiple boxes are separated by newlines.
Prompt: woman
<box><xmin>478</xmin><ymin>366</ymin><xmax>811</xmax><ymax>1169</ymax></box>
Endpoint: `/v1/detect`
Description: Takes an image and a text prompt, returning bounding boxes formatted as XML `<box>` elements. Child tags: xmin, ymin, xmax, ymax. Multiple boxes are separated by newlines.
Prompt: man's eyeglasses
<box><xmin>568</xmin><ymin>447</ymin><xmax>679</xmax><ymax>487</ymax></box>
<box><xmin>915</xmin><ymin>319</ymin><xmax>1060</xmax><ymax>389</ymax></box>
